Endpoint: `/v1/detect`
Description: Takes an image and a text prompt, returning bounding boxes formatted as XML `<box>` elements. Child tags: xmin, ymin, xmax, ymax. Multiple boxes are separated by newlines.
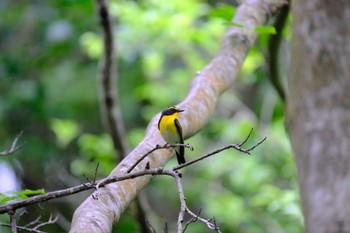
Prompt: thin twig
<box><xmin>24</xmin><ymin>215</ymin><xmax>42</xmax><ymax>228</ymax></box>
<box><xmin>33</xmin><ymin>214</ymin><xmax>58</xmax><ymax>230</ymax></box>
<box><xmin>9</xmin><ymin>210</ymin><xmax>18</xmax><ymax>233</ymax></box>
<box><xmin>183</xmin><ymin>208</ymin><xmax>201</xmax><ymax>232</ymax></box>
<box><xmin>1</xmin><ymin>214</ymin><xmax>57</xmax><ymax>233</ymax></box>
<box><xmin>173</xmin><ymin>132</ymin><xmax>266</xmax><ymax>171</ymax></box>
<box><xmin>171</xmin><ymin>170</ymin><xmax>222</xmax><ymax>232</ymax></box>
<box><xmin>0</xmin><ymin>168</ymin><xmax>169</xmax><ymax>214</ymax></box>
<box><xmin>0</xmin><ymin>131</ymin><xmax>24</xmax><ymax>156</ymax></box>
<box><xmin>127</xmin><ymin>143</ymin><xmax>194</xmax><ymax>173</ymax></box>
<box><xmin>175</xmin><ymin>171</ymin><xmax>186</xmax><ymax>233</ymax></box>
<box><xmin>0</xmin><ymin>223</ymin><xmax>46</xmax><ymax>233</ymax></box>
<box><xmin>185</xmin><ymin>208</ymin><xmax>221</xmax><ymax>232</ymax></box>
<box><xmin>238</xmin><ymin>128</ymin><xmax>253</xmax><ymax>146</ymax></box>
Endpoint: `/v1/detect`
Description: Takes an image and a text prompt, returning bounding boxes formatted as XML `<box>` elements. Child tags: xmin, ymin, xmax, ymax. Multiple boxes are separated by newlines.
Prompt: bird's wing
<box><xmin>174</xmin><ymin>118</ymin><xmax>184</xmax><ymax>144</ymax></box>
<box><xmin>174</xmin><ymin>118</ymin><xmax>185</xmax><ymax>164</ymax></box>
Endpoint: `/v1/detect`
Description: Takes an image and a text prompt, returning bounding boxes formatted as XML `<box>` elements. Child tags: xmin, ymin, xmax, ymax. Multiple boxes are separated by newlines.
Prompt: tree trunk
<box><xmin>287</xmin><ymin>1</ymin><xmax>350</xmax><ymax>232</ymax></box>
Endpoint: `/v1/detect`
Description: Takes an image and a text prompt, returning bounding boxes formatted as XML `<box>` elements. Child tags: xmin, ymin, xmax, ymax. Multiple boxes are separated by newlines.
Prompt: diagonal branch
<box><xmin>173</xmin><ymin>130</ymin><xmax>266</xmax><ymax>171</ymax></box>
<box><xmin>70</xmin><ymin>1</ymin><xmax>287</xmax><ymax>232</ymax></box>
<box><xmin>127</xmin><ymin>143</ymin><xmax>194</xmax><ymax>173</ymax></box>
<box><xmin>95</xmin><ymin>0</ymin><xmax>129</xmax><ymax>161</ymax></box>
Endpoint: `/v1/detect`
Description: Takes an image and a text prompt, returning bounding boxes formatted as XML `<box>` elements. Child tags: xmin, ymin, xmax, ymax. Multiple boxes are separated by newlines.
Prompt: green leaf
<box><xmin>0</xmin><ymin>189</ymin><xmax>45</xmax><ymax>204</ymax></box>
<box><xmin>50</xmin><ymin>118</ymin><xmax>80</xmax><ymax>148</ymax></box>
<box><xmin>0</xmin><ymin>196</ymin><xmax>18</xmax><ymax>205</ymax></box>
<box><xmin>18</xmin><ymin>189</ymin><xmax>46</xmax><ymax>196</ymax></box>
<box><xmin>209</xmin><ymin>4</ymin><xmax>236</xmax><ymax>21</ymax></box>
<box><xmin>254</xmin><ymin>25</ymin><xmax>277</xmax><ymax>35</ymax></box>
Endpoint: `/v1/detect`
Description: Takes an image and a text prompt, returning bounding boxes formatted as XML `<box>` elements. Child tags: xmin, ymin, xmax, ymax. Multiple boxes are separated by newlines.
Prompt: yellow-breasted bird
<box><xmin>158</xmin><ymin>106</ymin><xmax>186</xmax><ymax>164</ymax></box>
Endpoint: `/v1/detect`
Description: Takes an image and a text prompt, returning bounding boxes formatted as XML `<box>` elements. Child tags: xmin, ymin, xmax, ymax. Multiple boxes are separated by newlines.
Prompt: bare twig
<box><xmin>24</xmin><ymin>214</ymin><xmax>42</xmax><ymax>228</ymax></box>
<box><xmin>0</xmin><ymin>182</ymin><xmax>94</xmax><ymax>214</ymax></box>
<box><xmin>33</xmin><ymin>214</ymin><xmax>58</xmax><ymax>230</ymax></box>
<box><xmin>95</xmin><ymin>0</ymin><xmax>128</xmax><ymax>161</ymax></box>
<box><xmin>0</xmin><ymin>168</ymin><xmax>171</xmax><ymax>214</ymax></box>
<box><xmin>238</xmin><ymin>128</ymin><xmax>253</xmax><ymax>146</ymax></box>
<box><xmin>9</xmin><ymin>210</ymin><xmax>18</xmax><ymax>233</ymax></box>
<box><xmin>127</xmin><ymin>143</ymin><xmax>194</xmax><ymax>173</ymax></box>
<box><xmin>0</xmin><ymin>223</ymin><xmax>46</xmax><ymax>233</ymax></box>
<box><xmin>1</xmin><ymin>213</ymin><xmax>57</xmax><ymax>233</ymax></box>
<box><xmin>170</xmin><ymin>169</ymin><xmax>221</xmax><ymax>232</ymax></box>
<box><xmin>173</xmin><ymin>131</ymin><xmax>267</xmax><ymax>171</ymax></box>
<box><xmin>184</xmin><ymin>208</ymin><xmax>221</xmax><ymax>232</ymax></box>
<box><xmin>175</xmin><ymin>171</ymin><xmax>186</xmax><ymax>233</ymax></box>
<box><xmin>183</xmin><ymin>208</ymin><xmax>201</xmax><ymax>232</ymax></box>
<box><xmin>0</xmin><ymin>130</ymin><xmax>24</xmax><ymax>156</ymax></box>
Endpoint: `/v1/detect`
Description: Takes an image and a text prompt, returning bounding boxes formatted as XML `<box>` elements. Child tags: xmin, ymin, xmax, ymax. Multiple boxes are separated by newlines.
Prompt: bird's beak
<box><xmin>178</xmin><ymin>109</ymin><xmax>184</xmax><ymax>112</ymax></box>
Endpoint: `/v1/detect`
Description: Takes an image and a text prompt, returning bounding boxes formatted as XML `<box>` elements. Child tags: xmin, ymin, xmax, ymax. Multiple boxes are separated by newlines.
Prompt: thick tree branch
<box><xmin>95</xmin><ymin>0</ymin><xmax>129</xmax><ymax>161</ymax></box>
<box><xmin>70</xmin><ymin>0</ymin><xmax>286</xmax><ymax>232</ymax></box>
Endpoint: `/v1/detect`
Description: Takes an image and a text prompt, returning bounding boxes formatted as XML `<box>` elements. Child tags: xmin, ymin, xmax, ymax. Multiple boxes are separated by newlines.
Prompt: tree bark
<box><xmin>287</xmin><ymin>1</ymin><xmax>350</xmax><ymax>232</ymax></box>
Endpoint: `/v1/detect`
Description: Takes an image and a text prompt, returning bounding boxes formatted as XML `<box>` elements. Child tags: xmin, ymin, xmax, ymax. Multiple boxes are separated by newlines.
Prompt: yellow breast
<box><xmin>159</xmin><ymin>114</ymin><xmax>180</xmax><ymax>143</ymax></box>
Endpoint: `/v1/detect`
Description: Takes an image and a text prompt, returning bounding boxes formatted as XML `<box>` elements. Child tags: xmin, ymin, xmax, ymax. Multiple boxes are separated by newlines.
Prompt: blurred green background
<box><xmin>0</xmin><ymin>0</ymin><xmax>302</xmax><ymax>232</ymax></box>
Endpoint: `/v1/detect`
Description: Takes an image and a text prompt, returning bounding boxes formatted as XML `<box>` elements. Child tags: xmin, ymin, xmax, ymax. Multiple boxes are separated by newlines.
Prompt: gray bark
<box><xmin>287</xmin><ymin>0</ymin><xmax>350</xmax><ymax>232</ymax></box>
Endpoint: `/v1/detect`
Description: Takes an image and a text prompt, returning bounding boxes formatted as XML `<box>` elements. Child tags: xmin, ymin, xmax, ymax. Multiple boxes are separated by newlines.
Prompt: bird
<box><xmin>158</xmin><ymin>106</ymin><xmax>186</xmax><ymax>164</ymax></box>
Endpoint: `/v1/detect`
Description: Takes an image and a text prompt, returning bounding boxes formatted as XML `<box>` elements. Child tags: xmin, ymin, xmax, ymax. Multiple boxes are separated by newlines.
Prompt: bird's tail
<box><xmin>175</xmin><ymin>146</ymin><xmax>185</xmax><ymax>164</ymax></box>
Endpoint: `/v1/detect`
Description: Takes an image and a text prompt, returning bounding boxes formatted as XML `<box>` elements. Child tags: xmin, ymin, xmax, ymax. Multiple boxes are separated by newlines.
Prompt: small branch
<box><xmin>0</xmin><ymin>224</ymin><xmax>46</xmax><ymax>233</ymax></box>
<box><xmin>127</xmin><ymin>143</ymin><xmax>194</xmax><ymax>173</ymax></box>
<box><xmin>175</xmin><ymin>171</ymin><xmax>186</xmax><ymax>233</ymax></box>
<box><xmin>9</xmin><ymin>210</ymin><xmax>17</xmax><ymax>233</ymax></box>
<box><xmin>173</xmin><ymin>131</ymin><xmax>266</xmax><ymax>171</ymax></box>
<box><xmin>183</xmin><ymin>209</ymin><xmax>201</xmax><ymax>232</ymax></box>
<box><xmin>170</xmin><ymin>169</ymin><xmax>221</xmax><ymax>232</ymax></box>
<box><xmin>184</xmin><ymin>208</ymin><xmax>221</xmax><ymax>232</ymax></box>
<box><xmin>238</xmin><ymin>128</ymin><xmax>253</xmax><ymax>146</ymax></box>
<box><xmin>0</xmin><ymin>182</ymin><xmax>95</xmax><ymax>214</ymax></box>
<box><xmin>33</xmin><ymin>214</ymin><xmax>58</xmax><ymax>230</ymax></box>
<box><xmin>0</xmin><ymin>168</ymin><xmax>173</xmax><ymax>214</ymax></box>
<box><xmin>0</xmin><ymin>131</ymin><xmax>24</xmax><ymax>156</ymax></box>
<box><xmin>1</xmin><ymin>213</ymin><xmax>57</xmax><ymax>233</ymax></box>
<box><xmin>24</xmin><ymin>214</ymin><xmax>42</xmax><ymax>228</ymax></box>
